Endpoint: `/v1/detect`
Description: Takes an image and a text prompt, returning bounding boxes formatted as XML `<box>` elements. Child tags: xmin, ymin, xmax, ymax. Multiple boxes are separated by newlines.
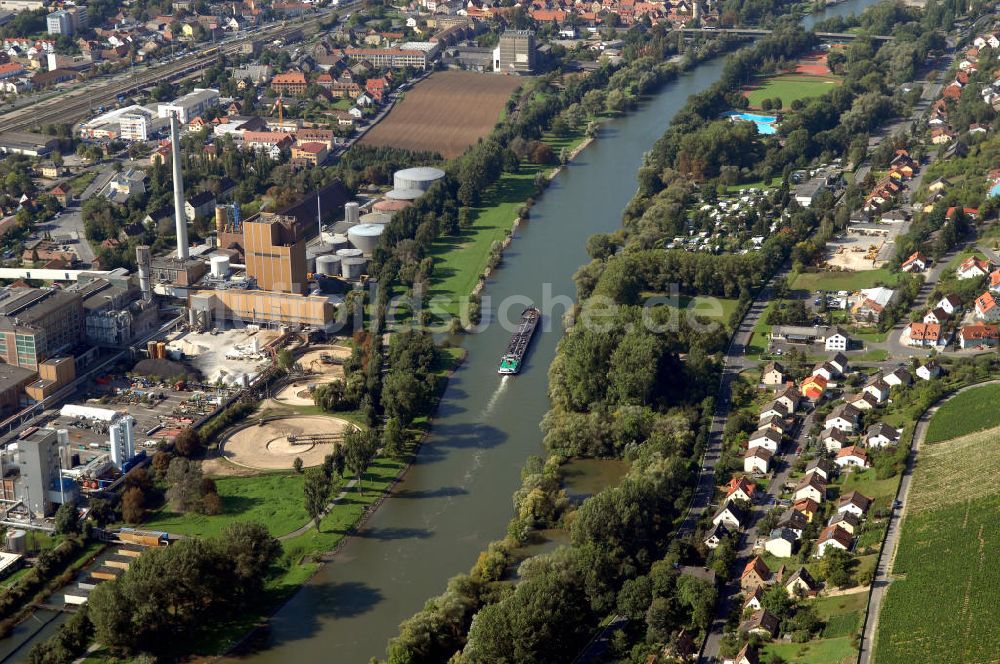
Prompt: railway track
<box><xmin>0</xmin><ymin>2</ymin><xmax>358</xmax><ymax>133</ymax></box>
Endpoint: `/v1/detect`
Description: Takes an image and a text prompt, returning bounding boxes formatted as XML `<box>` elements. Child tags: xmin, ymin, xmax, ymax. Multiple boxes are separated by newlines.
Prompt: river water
<box><xmin>223</xmin><ymin>1</ymin><xmax>879</xmax><ymax>661</ymax></box>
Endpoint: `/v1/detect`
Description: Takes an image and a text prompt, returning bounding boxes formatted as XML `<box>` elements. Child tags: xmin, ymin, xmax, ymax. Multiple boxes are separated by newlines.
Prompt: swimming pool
<box><xmin>730</xmin><ymin>112</ymin><xmax>778</xmax><ymax>135</ymax></box>
<box><xmin>990</xmin><ymin>181</ymin><xmax>1000</xmax><ymax>197</ymax></box>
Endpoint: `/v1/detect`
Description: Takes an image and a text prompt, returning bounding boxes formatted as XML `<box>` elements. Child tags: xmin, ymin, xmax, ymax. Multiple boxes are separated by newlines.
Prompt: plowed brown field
<box><xmin>360</xmin><ymin>71</ymin><xmax>523</xmax><ymax>158</ymax></box>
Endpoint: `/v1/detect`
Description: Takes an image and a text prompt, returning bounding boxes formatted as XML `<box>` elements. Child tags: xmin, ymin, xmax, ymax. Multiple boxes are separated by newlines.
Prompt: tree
<box><xmin>87</xmin><ymin>497</ymin><xmax>115</xmax><ymax>526</ymax></box>
<box><xmin>217</xmin><ymin>522</ymin><xmax>280</xmax><ymax>598</ymax></box>
<box><xmin>324</xmin><ymin>448</ymin><xmax>345</xmax><ymax>480</ymax></box>
<box><xmin>121</xmin><ymin>486</ymin><xmax>145</xmax><ymax>524</ymax></box>
<box><xmin>819</xmin><ymin>548</ymin><xmax>854</xmax><ymax>588</ymax></box>
<box><xmin>151</xmin><ymin>450</ymin><xmax>172</xmax><ymax>478</ymax></box>
<box><xmin>343</xmin><ymin>429</ymin><xmax>377</xmax><ymax>496</ymax></box>
<box><xmin>165</xmin><ymin>457</ymin><xmax>204</xmax><ymax>512</ymax></box>
<box><xmin>382</xmin><ymin>417</ymin><xmax>406</xmax><ymax>458</ymax></box>
<box><xmin>303</xmin><ymin>468</ymin><xmax>329</xmax><ymax>530</ymax></box>
<box><xmin>54</xmin><ymin>501</ymin><xmax>80</xmax><ymax>535</ymax></box>
<box><xmin>382</xmin><ymin>371</ymin><xmax>429</xmax><ymax>426</ymax></box>
<box><xmin>276</xmin><ymin>348</ymin><xmax>295</xmax><ymax>371</ymax></box>
<box><xmin>293</xmin><ymin>456</ymin><xmax>304</xmax><ymax>473</ymax></box>
<box><xmin>173</xmin><ymin>427</ymin><xmax>203</xmax><ymax>457</ymax></box>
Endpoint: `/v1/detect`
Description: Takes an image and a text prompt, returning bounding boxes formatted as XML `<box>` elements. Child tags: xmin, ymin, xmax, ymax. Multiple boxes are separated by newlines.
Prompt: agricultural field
<box><xmin>745</xmin><ymin>73</ymin><xmax>842</xmax><ymax>109</ymax></box>
<box><xmin>360</xmin><ymin>71</ymin><xmax>523</xmax><ymax>158</ymax></box>
<box><xmin>925</xmin><ymin>383</ymin><xmax>1000</xmax><ymax>443</ymax></box>
<box><xmin>872</xmin><ymin>424</ymin><xmax>1000</xmax><ymax>664</ymax></box>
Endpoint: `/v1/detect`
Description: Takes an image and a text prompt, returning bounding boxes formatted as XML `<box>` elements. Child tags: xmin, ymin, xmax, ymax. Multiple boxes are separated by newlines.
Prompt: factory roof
<box><xmin>0</xmin><ymin>363</ymin><xmax>37</xmax><ymax>394</ymax></box>
<box><xmin>0</xmin><ymin>288</ymin><xmax>80</xmax><ymax>330</ymax></box>
<box><xmin>60</xmin><ymin>404</ymin><xmax>123</xmax><ymax>422</ymax></box>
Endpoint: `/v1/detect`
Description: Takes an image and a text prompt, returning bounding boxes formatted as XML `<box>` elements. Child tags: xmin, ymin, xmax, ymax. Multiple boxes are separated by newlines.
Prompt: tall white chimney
<box><xmin>170</xmin><ymin>113</ymin><xmax>189</xmax><ymax>260</ymax></box>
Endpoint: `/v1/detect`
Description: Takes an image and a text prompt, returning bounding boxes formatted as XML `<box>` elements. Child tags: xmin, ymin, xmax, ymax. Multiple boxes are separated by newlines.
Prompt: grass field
<box><xmin>745</xmin><ymin>73</ymin><xmax>841</xmax><ymax>109</ymax></box>
<box><xmin>643</xmin><ymin>293</ymin><xmax>739</xmax><ymax>327</ymax></box>
<box><xmin>762</xmin><ymin>636</ymin><xmax>857</xmax><ymax>664</ymax></box>
<box><xmin>925</xmin><ymin>383</ymin><xmax>1000</xmax><ymax>443</ymax></box>
<box><xmin>426</xmin><ymin>131</ymin><xmax>586</xmax><ymax>317</ymax></box>
<box><xmin>873</xmin><ymin>424</ymin><xmax>1000</xmax><ymax>664</ymax></box>
<box><xmin>143</xmin><ymin>472</ymin><xmax>311</xmax><ymax>538</ymax></box>
<box><xmin>360</xmin><ymin>71</ymin><xmax>523</xmax><ymax>158</ymax></box>
<box><xmin>67</xmin><ymin>171</ymin><xmax>96</xmax><ymax>195</ymax></box>
<box><xmin>792</xmin><ymin>268</ymin><xmax>899</xmax><ymax>294</ymax></box>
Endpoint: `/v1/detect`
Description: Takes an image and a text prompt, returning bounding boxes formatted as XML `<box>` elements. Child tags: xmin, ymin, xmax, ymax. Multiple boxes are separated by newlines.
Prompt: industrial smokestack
<box><xmin>170</xmin><ymin>113</ymin><xmax>189</xmax><ymax>260</ymax></box>
<box><xmin>136</xmin><ymin>245</ymin><xmax>152</xmax><ymax>301</ymax></box>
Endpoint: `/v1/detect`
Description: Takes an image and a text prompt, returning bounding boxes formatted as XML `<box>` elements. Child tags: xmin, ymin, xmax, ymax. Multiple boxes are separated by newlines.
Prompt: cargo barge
<box><xmin>498</xmin><ymin>307</ymin><xmax>540</xmax><ymax>375</ymax></box>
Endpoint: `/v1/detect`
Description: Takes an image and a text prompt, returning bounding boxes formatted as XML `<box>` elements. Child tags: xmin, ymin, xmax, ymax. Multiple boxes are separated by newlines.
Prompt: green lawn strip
<box><xmin>831</xmin><ymin>468</ymin><xmax>900</xmax><ymax>503</ymax></box>
<box><xmin>874</xmin><ymin>494</ymin><xmax>1000</xmax><ymax>664</ymax></box>
<box><xmin>644</xmin><ymin>294</ymin><xmax>739</xmax><ymax>327</ymax></box>
<box><xmin>142</xmin><ymin>472</ymin><xmax>310</xmax><ymax>539</ymax></box>
<box><xmin>925</xmin><ymin>383</ymin><xmax>1000</xmax><ymax>442</ymax></box>
<box><xmin>745</xmin><ymin>74</ymin><xmax>842</xmax><ymax>109</ymax></box>
<box><xmin>724</xmin><ymin>176</ymin><xmax>782</xmax><ymax>192</ymax></box>
<box><xmin>791</xmin><ymin>268</ymin><xmax>899</xmax><ymax>295</ymax></box>
<box><xmin>427</xmin><ymin>130</ymin><xmax>585</xmax><ymax>317</ymax></box>
<box><xmin>761</xmin><ymin>636</ymin><xmax>856</xmax><ymax>664</ymax></box>
<box><xmin>67</xmin><ymin>171</ymin><xmax>96</xmax><ymax>195</ymax></box>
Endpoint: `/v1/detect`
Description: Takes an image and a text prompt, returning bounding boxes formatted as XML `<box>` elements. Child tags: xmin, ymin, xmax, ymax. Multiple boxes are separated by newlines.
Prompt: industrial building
<box><xmin>2</xmin><ymin>428</ymin><xmax>76</xmax><ymax>517</ymax></box>
<box><xmin>156</xmin><ymin>88</ymin><xmax>220</xmax><ymax>123</ymax></box>
<box><xmin>72</xmin><ymin>271</ymin><xmax>158</xmax><ymax>347</ymax></box>
<box><xmin>0</xmin><ymin>287</ymin><xmax>84</xmax><ymax>370</ymax></box>
<box><xmin>0</xmin><ymin>131</ymin><xmax>58</xmax><ymax>156</ymax></box>
<box><xmin>244</xmin><ymin>213</ymin><xmax>308</xmax><ymax>294</ymax></box>
<box><xmin>387</xmin><ymin>166</ymin><xmax>446</xmax><ymax>201</ymax></box>
<box><xmin>494</xmin><ymin>30</ymin><xmax>536</xmax><ymax>74</ymax></box>
<box><xmin>59</xmin><ymin>405</ymin><xmax>137</xmax><ymax>469</ymax></box>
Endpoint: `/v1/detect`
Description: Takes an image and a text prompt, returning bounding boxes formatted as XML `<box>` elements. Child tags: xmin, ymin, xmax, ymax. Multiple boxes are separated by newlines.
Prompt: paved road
<box><xmin>857</xmin><ymin>379</ymin><xmax>1000</xmax><ymax>664</ymax></box>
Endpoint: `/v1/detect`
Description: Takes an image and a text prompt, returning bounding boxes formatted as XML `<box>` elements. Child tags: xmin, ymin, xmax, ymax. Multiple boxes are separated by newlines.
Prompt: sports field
<box><xmin>745</xmin><ymin>73</ymin><xmax>841</xmax><ymax>109</ymax></box>
<box><xmin>925</xmin><ymin>383</ymin><xmax>1000</xmax><ymax>443</ymax></box>
<box><xmin>360</xmin><ymin>71</ymin><xmax>523</xmax><ymax>158</ymax></box>
<box><xmin>873</xmin><ymin>424</ymin><xmax>1000</xmax><ymax>663</ymax></box>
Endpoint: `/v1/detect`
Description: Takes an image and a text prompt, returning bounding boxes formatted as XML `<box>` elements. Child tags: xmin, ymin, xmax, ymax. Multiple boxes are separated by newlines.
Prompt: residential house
<box><xmin>740</xmin><ymin>608</ymin><xmax>780</xmax><ymax>638</ymax></box>
<box><xmin>793</xmin><ymin>471</ymin><xmax>826</xmax><ymax>503</ymax></box>
<box><xmin>866</xmin><ymin>423</ymin><xmax>901</xmax><ymax>448</ymax></box>
<box><xmin>916</xmin><ymin>359</ymin><xmax>942</xmax><ymax>381</ymax></box>
<box><xmin>743</xmin><ymin>587</ymin><xmax>764</xmax><ymax>612</ymax></box>
<box><xmin>923</xmin><ymin>308</ymin><xmax>951</xmax><ymax>326</ymax></box>
<box><xmin>829</xmin><ymin>511</ymin><xmax>861</xmax><ymax>535</ymax></box>
<box><xmin>975</xmin><ymin>291</ymin><xmax>1000</xmax><ymax>321</ymax></box>
<box><xmin>764</xmin><ymin>528</ymin><xmax>797</xmax><ymax>558</ymax></box>
<box><xmin>957</xmin><ymin>256</ymin><xmax>991</xmax><ymax>280</ymax></box>
<box><xmin>49</xmin><ymin>184</ymin><xmax>71</xmax><ymax>207</ymax></box>
<box><xmin>901</xmin><ymin>251</ymin><xmax>927</xmax><ymax>272</ymax></box>
<box><xmin>792</xmin><ymin>498</ymin><xmax>820</xmax><ymax>522</ymax></box>
<box><xmin>744</xmin><ymin>446</ymin><xmax>773</xmax><ymax>474</ymax></box>
<box><xmin>815</xmin><ymin>524</ymin><xmax>853</xmax><ymax>557</ymax></box>
<box><xmin>836</xmin><ymin>445</ymin><xmax>869</xmax><ymax>470</ymax></box>
<box><xmin>811</xmin><ymin>361</ymin><xmax>837</xmax><ymax>382</ymax></box>
<box><xmin>990</xmin><ymin>269</ymin><xmax>1000</xmax><ymax>294</ymax></box>
<box><xmin>740</xmin><ymin>556</ymin><xmax>773</xmax><ymax>592</ymax></box>
<box><xmin>838</xmin><ymin>491</ymin><xmax>873</xmax><ymax>518</ymax></box>
<box><xmin>825</xmin><ymin>403</ymin><xmax>861</xmax><ymax>432</ymax></box>
<box><xmin>271</xmin><ymin>70</ymin><xmax>308</xmax><ymax>95</ymax></box>
<box><xmin>778</xmin><ymin>508</ymin><xmax>808</xmax><ymax>539</ymax></box>
<box><xmin>959</xmin><ymin>323</ymin><xmax>1000</xmax><ymax>348</ymax></box>
<box><xmin>774</xmin><ymin>386</ymin><xmax>801</xmax><ymax>413</ymax></box>
<box><xmin>725</xmin><ymin>477</ymin><xmax>757</xmax><ymax>504</ymax></box>
<box><xmin>829</xmin><ymin>352</ymin><xmax>849</xmax><ymax>375</ymax></box>
<box><xmin>824</xmin><ymin>328</ymin><xmax>849</xmax><ymax>351</ymax></box>
<box><xmin>713</xmin><ymin>502</ymin><xmax>749</xmax><ymax>531</ymax></box>
<box><xmin>800</xmin><ymin>373</ymin><xmax>828</xmax><ymax>401</ymax></box>
<box><xmin>805</xmin><ymin>458</ymin><xmax>836</xmax><ymax>482</ymax></box>
<box><xmin>290</xmin><ymin>141</ymin><xmax>329</xmax><ymax>167</ymax></box>
<box><xmin>184</xmin><ymin>190</ymin><xmax>216</xmax><ymax>221</ymax></box>
<box><xmin>762</xmin><ymin>361</ymin><xmax>786</xmax><ymax>386</ymax></box>
<box><xmin>937</xmin><ymin>294</ymin><xmax>963</xmax><ymax>315</ymax></box>
<box><xmin>784</xmin><ymin>567</ymin><xmax>817</xmax><ymax>598</ymax></box>
<box><xmin>731</xmin><ymin>643</ymin><xmax>760</xmax><ymax>664</ymax></box>
<box><xmin>757</xmin><ymin>415</ymin><xmax>790</xmax><ymax>437</ymax></box>
<box><xmin>703</xmin><ymin>522</ymin><xmax>730</xmax><ymax>549</ymax></box>
<box><xmin>759</xmin><ymin>400</ymin><xmax>790</xmax><ymax>421</ymax></box>
<box><xmin>852</xmin><ymin>287</ymin><xmax>896</xmax><ymax>325</ymax></box>
<box><xmin>862</xmin><ymin>375</ymin><xmax>891</xmax><ymax>404</ymax></box>
<box><xmin>884</xmin><ymin>367</ymin><xmax>912</xmax><ymax>387</ymax></box>
<box><xmin>821</xmin><ymin>427</ymin><xmax>849</xmax><ymax>453</ymax></box>
<box><xmin>845</xmin><ymin>391</ymin><xmax>878</xmax><ymax>412</ymax></box>
<box><xmin>906</xmin><ymin>322</ymin><xmax>942</xmax><ymax>347</ymax></box>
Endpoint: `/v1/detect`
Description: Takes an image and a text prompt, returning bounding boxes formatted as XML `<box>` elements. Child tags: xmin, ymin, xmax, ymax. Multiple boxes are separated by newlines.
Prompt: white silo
<box><xmin>210</xmin><ymin>255</ymin><xmax>230</xmax><ymax>278</ymax></box>
<box><xmin>316</xmin><ymin>254</ymin><xmax>341</xmax><ymax>277</ymax></box>
<box><xmin>345</xmin><ymin>201</ymin><xmax>360</xmax><ymax>225</ymax></box>
<box><xmin>341</xmin><ymin>257</ymin><xmax>367</xmax><ymax>280</ymax></box>
<box><xmin>347</xmin><ymin>223</ymin><xmax>385</xmax><ymax>256</ymax></box>
<box><xmin>330</xmin><ymin>233</ymin><xmax>350</xmax><ymax>252</ymax></box>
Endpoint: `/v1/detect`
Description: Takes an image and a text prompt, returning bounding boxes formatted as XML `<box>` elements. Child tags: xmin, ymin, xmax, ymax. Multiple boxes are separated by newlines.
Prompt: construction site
<box><xmin>822</xmin><ymin>223</ymin><xmax>904</xmax><ymax>270</ymax></box>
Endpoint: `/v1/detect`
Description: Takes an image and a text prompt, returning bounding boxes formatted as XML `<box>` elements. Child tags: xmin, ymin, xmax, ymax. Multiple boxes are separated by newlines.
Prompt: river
<box><xmin>224</xmin><ymin>0</ymin><xmax>879</xmax><ymax>661</ymax></box>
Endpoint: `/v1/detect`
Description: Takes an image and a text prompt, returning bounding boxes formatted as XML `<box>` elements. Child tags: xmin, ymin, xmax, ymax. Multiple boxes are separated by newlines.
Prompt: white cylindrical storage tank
<box><xmin>347</xmin><ymin>223</ymin><xmax>385</xmax><ymax>256</ymax></box>
<box><xmin>57</xmin><ymin>429</ymin><xmax>69</xmax><ymax>446</ymax></box>
<box><xmin>316</xmin><ymin>254</ymin><xmax>341</xmax><ymax>277</ymax></box>
<box><xmin>306</xmin><ymin>254</ymin><xmax>317</xmax><ymax>274</ymax></box>
<box><xmin>345</xmin><ymin>201</ymin><xmax>360</xmax><ymax>225</ymax></box>
<box><xmin>336</xmin><ymin>247</ymin><xmax>364</xmax><ymax>258</ymax></box>
<box><xmin>6</xmin><ymin>529</ymin><xmax>26</xmax><ymax>554</ymax></box>
<box><xmin>393</xmin><ymin>166</ymin><xmax>445</xmax><ymax>192</ymax></box>
<box><xmin>210</xmin><ymin>255</ymin><xmax>230</xmax><ymax>278</ymax></box>
<box><xmin>330</xmin><ymin>234</ymin><xmax>350</xmax><ymax>252</ymax></box>
<box><xmin>341</xmin><ymin>256</ymin><xmax>367</xmax><ymax>280</ymax></box>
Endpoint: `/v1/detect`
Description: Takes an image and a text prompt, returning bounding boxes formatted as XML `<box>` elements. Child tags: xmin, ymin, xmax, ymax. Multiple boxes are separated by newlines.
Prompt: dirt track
<box><xmin>360</xmin><ymin>71</ymin><xmax>523</xmax><ymax>158</ymax></box>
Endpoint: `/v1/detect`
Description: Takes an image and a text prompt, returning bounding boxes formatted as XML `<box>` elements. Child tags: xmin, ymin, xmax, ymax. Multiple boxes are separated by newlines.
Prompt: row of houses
<box><xmin>863</xmin><ymin>150</ymin><xmax>918</xmax><ymax>213</ymax></box>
